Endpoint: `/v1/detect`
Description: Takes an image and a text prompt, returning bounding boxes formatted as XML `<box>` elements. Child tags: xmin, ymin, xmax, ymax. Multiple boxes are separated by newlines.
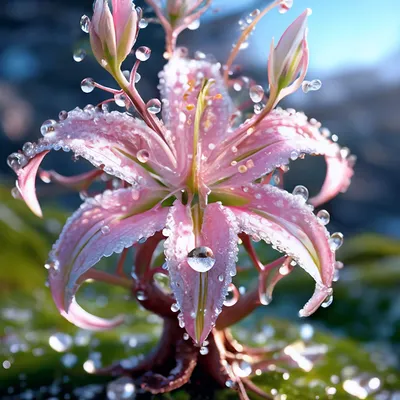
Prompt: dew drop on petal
<box><xmin>81</xmin><ymin>78</ymin><xmax>95</xmax><ymax>93</ymax></box>
<box><xmin>218</xmin><ymin>274</ymin><xmax>224</xmax><ymax>282</ymax></box>
<box><xmin>40</xmin><ymin>119</ymin><xmax>57</xmax><ymax>136</ymax></box>
<box><xmin>170</xmin><ymin>303</ymin><xmax>179</xmax><ymax>312</ymax></box>
<box><xmin>22</xmin><ymin>142</ymin><xmax>35</xmax><ymax>157</ymax></box>
<box><xmin>249</xmin><ymin>85</ymin><xmax>264</xmax><ymax>103</ymax></box>
<box><xmin>135</xmin><ymin>46</ymin><xmax>151</xmax><ymax>62</ymax></box>
<box><xmin>329</xmin><ymin>232</ymin><xmax>344</xmax><ymax>251</ymax></box>
<box><xmin>146</xmin><ymin>99</ymin><xmax>161</xmax><ymax>114</ymax></box>
<box><xmin>317</xmin><ymin>209</ymin><xmax>330</xmax><ymax>225</ymax></box>
<box><xmin>136</xmin><ymin>149</ymin><xmax>149</xmax><ymax>163</ymax></box>
<box><xmin>107</xmin><ymin>376</ymin><xmax>136</xmax><ymax>400</ymax></box>
<box><xmin>101</xmin><ymin>225</ymin><xmax>110</xmax><ymax>235</ymax></box>
<box><xmin>321</xmin><ymin>292</ymin><xmax>333</xmax><ymax>308</ymax></box>
<box><xmin>7</xmin><ymin>152</ymin><xmax>27</xmax><ymax>171</ymax></box>
<box><xmin>292</xmin><ymin>185</ymin><xmax>309</xmax><ymax>201</ymax></box>
<box><xmin>80</xmin><ymin>15</ymin><xmax>90</xmax><ymax>33</ymax></box>
<box><xmin>290</xmin><ymin>150</ymin><xmax>299</xmax><ymax>160</ymax></box>
<box><xmin>223</xmin><ymin>285</ymin><xmax>237</xmax><ymax>307</ymax></box>
<box><xmin>187</xmin><ymin>247</ymin><xmax>216</xmax><ymax>273</ymax></box>
<box><xmin>73</xmin><ymin>48</ymin><xmax>86</xmax><ymax>62</ymax></box>
<box><xmin>59</xmin><ymin>110</ymin><xmax>68</xmax><ymax>121</ymax></box>
<box><xmin>139</xmin><ymin>18</ymin><xmax>148</xmax><ymax>29</ymax></box>
<box><xmin>48</xmin><ymin>333</ymin><xmax>73</xmax><ymax>353</ymax></box>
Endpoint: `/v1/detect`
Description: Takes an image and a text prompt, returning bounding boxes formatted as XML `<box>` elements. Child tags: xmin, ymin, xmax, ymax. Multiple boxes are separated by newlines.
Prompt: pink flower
<box><xmin>90</xmin><ymin>0</ymin><xmax>140</xmax><ymax>71</ymax></box>
<box><xmin>9</xmin><ymin>47</ymin><xmax>354</xmax><ymax>343</ymax></box>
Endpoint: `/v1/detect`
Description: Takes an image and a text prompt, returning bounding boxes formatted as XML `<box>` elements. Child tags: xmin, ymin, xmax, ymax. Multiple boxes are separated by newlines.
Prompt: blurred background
<box><xmin>1</xmin><ymin>0</ymin><xmax>400</xmax><ymax>399</ymax></box>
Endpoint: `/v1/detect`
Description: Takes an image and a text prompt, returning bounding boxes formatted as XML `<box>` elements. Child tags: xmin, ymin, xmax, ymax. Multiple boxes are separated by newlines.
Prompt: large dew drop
<box><xmin>249</xmin><ymin>85</ymin><xmax>264</xmax><ymax>103</ymax></box>
<box><xmin>135</xmin><ymin>46</ymin><xmax>151</xmax><ymax>62</ymax></box>
<box><xmin>187</xmin><ymin>247</ymin><xmax>216</xmax><ymax>273</ymax></box>
<box><xmin>81</xmin><ymin>78</ymin><xmax>95</xmax><ymax>93</ymax></box>
<box><xmin>80</xmin><ymin>15</ymin><xmax>90</xmax><ymax>33</ymax></box>
<box><xmin>292</xmin><ymin>185</ymin><xmax>309</xmax><ymax>202</ymax></box>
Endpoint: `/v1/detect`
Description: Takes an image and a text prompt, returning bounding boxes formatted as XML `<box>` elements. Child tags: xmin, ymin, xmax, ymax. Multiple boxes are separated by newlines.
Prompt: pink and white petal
<box><xmin>206</xmin><ymin>109</ymin><xmax>351</xmax><ymax>189</ymax></box>
<box><xmin>16</xmin><ymin>151</ymin><xmax>49</xmax><ymax>217</ymax></box>
<box><xmin>39</xmin><ymin>169</ymin><xmax>103</xmax><ymax>191</ymax></box>
<box><xmin>159</xmin><ymin>56</ymin><xmax>232</xmax><ymax>174</ymax></box>
<box><xmin>229</xmin><ymin>184</ymin><xmax>335</xmax><ymax>316</ymax></box>
<box><xmin>310</xmin><ymin>154</ymin><xmax>355</xmax><ymax>207</ymax></box>
<box><xmin>48</xmin><ymin>187</ymin><xmax>168</xmax><ymax>329</ymax></box>
<box><xmin>164</xmin><ymin>201</ymin><xmax>238</xmax><ymax>344</ymax></box>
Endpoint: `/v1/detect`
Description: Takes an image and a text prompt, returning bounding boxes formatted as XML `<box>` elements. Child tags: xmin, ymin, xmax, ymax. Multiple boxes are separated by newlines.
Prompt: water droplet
<box><xmin>22</xmin><ymin>142</ymin><xmax>35</xmax><ymax>157</ymax></box>
<box><xmin>187</xmin><ymin>247</ymin><xmax>216</xmax><ymax>272</ymax></box>
<box><xmin>183</xmin><ymin>333</ymin><xmax>189</xmax><ymax>340</ymax></box>
<box><xmin>171</xmin><ymin>303</ymin><xmax>179</xmax><ymax>312</ymax></box>
<box><xmin>139</xmin><ymin>18</ymin><xmax>148</xmax><ymax>29</ymax></box>
<box><xmin>259</xmin><ymin>292</ymin><xmax>272</xmax><ymax>306</ymax></box>
<box><xmin>290</xmin><ymin>150</ymin><xmax>298</xmax><ymax>160</ymax></box>
<box><xmin>101</xmin><ymin>225</ymin><xmax>110</xmax><ymax>235</ymax></box>
<box><xmin>136</xmin><ymin>290</ymin><xmax>147</xmax><ymax>301</ymax></box>
<box><xmin>238</xmin><ymin>165</ymin><xmax>247</xmax><ymax>174</ymax></box>
<box><xmin>329</xmin><ymin>232</ymin><xmax>344</xmax><ymax>251</ymax></box>
<box><xmin>7</xmin><ymin>152</ymin><xmax>28</xmax><ymax>171</ymax></box>
<box><xmin>114</xmin><ymin>93</ymin><xmax>128</xmax><ymax>107</ymax></box>
<box><xmin>146</xmin><ymin>99</ymin><xmax>161</xmax><ymax>114</ymax></box>
<box><xmin>107</xmin><ymin>376</ymin><xmax>136</xmax><ymax>400</ymax></box>
<box><xmin>200</xmin><ymin>346</ymin><xmax>209</xmax><ymax>355</ymax></box>
<box><xmin>225</xmin><ymin>379</ymin><xmax>236</xmax><ymax>388</ymax></box>
<box><xmin>279</xmin><ymin>0</ymin><xmax>293</xmax><ymax>14</ymax></box>
<box><xmin>302</xmin><ymin>79</ymin><xmax>322</xmax><ymax>93</ymax></box>
<box><xmin>81</xmin><ymin>78</ymin><xmax>95</xmax><ymax>93</ymax></box>
<box><xmin>73</xmin><ymin>48</ymin><xmax>86</xmax><ymax>62</ymax></box>
<box><xmin>321</xmin><ymin>293</ymin><xmax>333</xmax><ymax>308</ymax></box>
<box><xmin>218</xmin><ymin>274</ymin><xmax>224</xmax><ymax>282</ymax></box>
<box><xmin>134</xmin><ymin>72</ymin><xmax>141</xmax><ymax>83</ymax></box>
<box><xmin>135</xmin><ymin>46</ymin><xmax>151</xmax><ymax>62</ymax></box>
<box><xmin>59</xmin><ymin>110</ymin><xmax>68</xmax><ymax>120</ymax></box>
<box><xmin>233</xmin><ymin>360</ymin><xmax>252</xmax><ymax>377</ymax></box>
<box><xmin>80</xmin><ymin>15</ymin><xmax>90</xmax><ymax>33</ymax></box>
<box><xmin>299</xmin><ymin>323</ymin><xmax>314</xmax><ymax>340</ymax></box>
<box><xmin>249</xmin><ymin>85</ymin><xmax>264</xmax><ymax>103</ymax></box>
<box><xmin>61</xmin><ymin>353</ymin><xmax>78</xmax><ymax>368</ymax></box>
<box><xmin>292</xmin><ymin>185</ymin><xmax>309</xmax><ymax>201</ymax></box>
<box><xmin>136</xmin><ymin>149</ymin><xmax>149</xmax><ymax>163</ymax></box>
<box><xmin>317</xmin><ymin>209</ymin><xmax>330</xmax><ymax>225</ymax></box>
<box><xmin>48</xmin><ymin>333</ymin><xmax>73</xmax><ymax>353</ymax></box>
<box><xmin>188</xmin><ymin>19</ymin><xmax>200</xmax><ymax>30</ymax></box>
<box><xmin>223</xmin><ymin>285</ymin><xmax>237</xmax><ymax>307</ymax></box>
<box><xmin>40</xmin><ymin>119</ymin><xmax>57</xmax><ymax>135</ymax></box>
<box><xmin>11</xmin><ymin>187</ymin><xmax>21</xmax><ymax>199</ymax></box>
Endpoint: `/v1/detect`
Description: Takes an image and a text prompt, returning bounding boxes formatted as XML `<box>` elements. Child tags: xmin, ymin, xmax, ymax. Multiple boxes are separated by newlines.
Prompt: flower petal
<box><xmin>164</xmin><ymin>201</ymin><xmax>238</xmax><ymax>344</ymax></box>
<box><xmin>229</xmin><ymin>184</ymin><xmax>335</xmax><ymax>316</ymax></box>
<box><xmin>48</xmin><ymin>187</ymin><xmax>168</xmax><ymax>328</ymax></box>
<box><xmin>159</xmin><ymin>56</ymin><xmax>232</xmax><ymax>175</ymax></box>
<box><xmin>206</xmin><ymin>109</ymin><xmax>352</xmax><ymax>190</ymax></box>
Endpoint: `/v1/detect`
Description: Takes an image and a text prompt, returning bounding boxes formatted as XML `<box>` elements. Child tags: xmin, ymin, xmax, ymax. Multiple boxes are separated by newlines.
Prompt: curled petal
<box><xmin>310</xmin><ymin>153</ymin><xmax>355</xmax><ymax>207</ymax></box>
<box><xmin>164</xmin><ymin>201</ymin><xmax>238</xmax><ymax>344</ymax></box>
<box><xmin>39</xmin><ymin>169</ymin><xmax>103</xmax><ymax>191</ymax></box>
<box><xmin>48</xmin><ymin>187</ymin><xmax>168</xmax><ymax>328</ymax></box>
<box><xmin>207</xmin><ymin>109</ymin><xmax>352</xmax><ymax>192</ymax></box>
<box><xmin>229</xmin><ymin>184</ymin><xmax>335</xmax><ymax>315</ymax></box>
<box><xmin>16</xmin><ymin>151</ymin><xmax>49</xmax><ymax>217</ymax></box>
<box><xmin>159</xmin><ymin>56</ymin><xmax>232</xmax><ymax>175</ymax></box>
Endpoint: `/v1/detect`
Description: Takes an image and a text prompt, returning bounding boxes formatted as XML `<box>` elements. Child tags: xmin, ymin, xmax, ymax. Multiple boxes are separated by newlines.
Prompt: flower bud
<box><xmin>90</xmin><ymin>0</ymin><xmax>139</xmax><ymax>71</ymax></box>
<box><xmin>268</xmin><ymin>9</ymin><xmax>310</xmax><ymax>97</ymax></box>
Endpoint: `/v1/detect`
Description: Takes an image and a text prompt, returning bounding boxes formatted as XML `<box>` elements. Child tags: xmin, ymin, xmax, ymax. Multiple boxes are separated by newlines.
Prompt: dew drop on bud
<box><xmin>171</xmin><ymin>303</ymin><xmax>179</xmax><ymax>312</ymax></box>
<box><xmin>135</xmin><ymin>46</ymin><xmax>151</xmax><ymax>62</ymax></box>
<box><xmin>302</xmin><ymin>79</ymin><xmax>322</xmax><ymax>93</ymax></box>
<box><xmin>22</xmin><ymin>142</ymin><xmax>35</xmax><ymax>157</ymax></box>
<box><xmin>80</xmin><ymin>15</ymin><xmax>90</xmax><ymax>33</ymax></box>
<box><xmin>317</xmin><ymin>209</ymin><xmax>330</xmax><ymax>225</ymax></box>
<box><xmin>249</xmin><ymin>85</ymin><xmax>264</xmax><ymax>103</ymax></box>
<box><xmin>81</xmin><ymin>78</ymin><xmax>95</xmax><ymax>93</ymax></box>
<box><xmin>40</xmin><ymin>119</ymin><xmax>57</xmax><ymax>136</ymax></box>
<box><xmin>146</xmin><ymin>99</ymin><xmax>161</xmax><ymax>114</ymax></box>
<box><xmin>136</xmin><ymin>149</ymin><xmax>149</xmax><ymax>163</ymax></box>
<box><xmin>114</xmin><ymin>93</ymin><xmax>128</xmax><ymax>108</ymax></box>
<box><xmin>7</xmin><ymin>153</ymin><xmax>27</xmax><ymax>171</ymax></box>
<box><xmin>292</xmin><ymin>185</ymin><xmax>309</xmax><ymax>202</ymax></box>
<box><xmin>187</xmin><ymin>247</ymin><xmax>216</xmax><ymax>273</ymax></box>
<box><xmin>73</xmin><ymin>48</ymin><xmax>86</xmax><ymax>62</ymax></box>
<box><xmin>329</xmin><ymin>232</ymin><xmax>344</xmax><ymax>251</ymax></box>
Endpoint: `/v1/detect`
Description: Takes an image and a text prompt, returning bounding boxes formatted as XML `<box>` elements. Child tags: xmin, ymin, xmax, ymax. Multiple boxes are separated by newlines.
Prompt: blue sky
<box><xmin>214</xmin><ymin>0</ymin><xmax>400</xmax><ymax>76</ymax></box>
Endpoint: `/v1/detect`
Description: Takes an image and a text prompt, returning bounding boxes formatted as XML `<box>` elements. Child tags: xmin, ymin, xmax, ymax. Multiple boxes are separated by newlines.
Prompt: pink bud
<box><xmin>90</xmin><ymin>0</ymin><xmax>139</xmax><ymax>71</ymax></box>
<box><xmin>268</xmin><ymin>9</ymin><xmax>310</xmax><ymax>96</ymax></box>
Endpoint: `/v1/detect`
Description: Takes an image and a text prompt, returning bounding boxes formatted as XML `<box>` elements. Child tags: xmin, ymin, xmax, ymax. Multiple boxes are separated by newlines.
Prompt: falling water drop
<box><xmin>317</xmin><ymin>209</ymin><xmax>330</xmax><ymax>225</ymax></box>
<box><xmin>187</xmin><ymin>247</ymin><xmax>216</xmax><ymax>273</ymax></box>
<box><xmin>218</xmin><ymin>274</ymin><xmax>224</xmax><ymax>282</ymax></box>
<box><xmin>80</xmin><ymin>15</ymin><xmax>90</xmax><ymax>33</ymax></box>
<box><xmin>81</xmin><ymin>78</ymin><xmax>95</xmax><ymax>93</ymax></box>
<box><xmin>302</xmin><ymin>79</ymin><xmax>322</xmax><ymax>93</ymax></box>
<box><xmin>329</xmin><ymin>232</ymin><xmax>344</xmax><ymax>251</ymax></box>
<box><xmin>73</xmin><ymin>48</ymin><xmax>86</xmax><ymax>62</ymax></box>
<box><xmin>146</xmin><ymin>99</ymin><xmax>161</xmax><ymax>114</ymax></box>
<box><xmin>135</xmin><ymin>46</ymin><xmax>151</xmax><ymax>62</ymax></box>
<box><xmin>136</xmin><ymin>149</ymin><xmax>149</xmax><ymax>163</ymax></box>
<box><xmin>292</xmin><ymin>185</ymin><xmax>309</xmax><ymax>202</ymax></box>
<box><xmin>249</xmin><ymin>85</ymin><xmax>264</xmax><ymax>103</ymax></box>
